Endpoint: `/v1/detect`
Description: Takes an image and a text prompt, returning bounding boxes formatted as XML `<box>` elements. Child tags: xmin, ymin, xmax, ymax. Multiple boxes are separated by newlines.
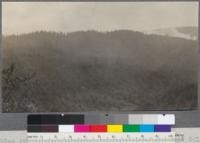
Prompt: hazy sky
<box><xmin>2</xmin><ymin>2</ymin><xmax>199</xmax><ymax>35</ymax></box>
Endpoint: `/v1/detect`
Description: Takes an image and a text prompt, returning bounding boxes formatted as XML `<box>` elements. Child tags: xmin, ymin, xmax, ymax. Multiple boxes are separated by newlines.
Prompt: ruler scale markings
<box><xmin>28</xmin><ymin>132</ymin><xmax>175</xmax><ymax>143</ymax></box>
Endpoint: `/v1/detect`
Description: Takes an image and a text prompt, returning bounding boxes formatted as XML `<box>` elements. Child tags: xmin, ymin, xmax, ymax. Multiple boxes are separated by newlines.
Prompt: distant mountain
<box><xmin>2</xmin><ymin>30</ymin><xmax>198</xmax><ymax>112</ymax></box>
<box><xmin>144</xmin><ymin>26</ymin><xmax>198</xmax><ymax>40</ymax></box>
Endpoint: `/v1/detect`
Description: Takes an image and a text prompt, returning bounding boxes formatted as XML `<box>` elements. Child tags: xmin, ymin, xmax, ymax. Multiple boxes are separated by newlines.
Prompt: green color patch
<box><xmin>123</xmin><ymin>124</ymin><xmax>140</xmax><ymax>132</ymax></box>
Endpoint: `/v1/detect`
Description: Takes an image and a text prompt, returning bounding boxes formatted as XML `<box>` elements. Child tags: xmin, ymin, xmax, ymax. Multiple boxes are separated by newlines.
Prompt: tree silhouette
<box><xmin>2</xmin><ymin>63</ymin><xmax>35</xmax><ymax>112</ymax></box>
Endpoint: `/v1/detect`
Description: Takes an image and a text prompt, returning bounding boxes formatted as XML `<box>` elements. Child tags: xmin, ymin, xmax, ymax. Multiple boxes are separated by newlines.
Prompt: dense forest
<box><xmin>2</xmin><ymin>29</ymin><xmax>198</xmax><ymax>112</ymax></box>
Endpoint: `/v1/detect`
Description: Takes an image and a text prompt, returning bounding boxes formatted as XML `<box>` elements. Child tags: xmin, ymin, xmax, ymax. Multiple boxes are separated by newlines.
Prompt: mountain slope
<box><xmin>144</xmin><ymin>26</ymin><xmax>198</xmax><ymax>40</ymax></box>
<box><xmin>2</xmin><ymin>30</ymin><xmax>198</xmax><ymax>112</ymax></box>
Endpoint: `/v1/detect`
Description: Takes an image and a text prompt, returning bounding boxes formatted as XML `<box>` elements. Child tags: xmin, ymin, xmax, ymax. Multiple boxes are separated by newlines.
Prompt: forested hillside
<box><xmin>2</xmin><ymin>30</ymin><xmax>198</xmax><ymax>112</ymax></box>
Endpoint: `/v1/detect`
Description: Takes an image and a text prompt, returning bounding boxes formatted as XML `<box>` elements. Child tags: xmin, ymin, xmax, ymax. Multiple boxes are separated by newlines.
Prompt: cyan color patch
<box><xmin>139</xmin><ymin>125</ymin><xmax>154</xmax><ymax>132</ymax></box>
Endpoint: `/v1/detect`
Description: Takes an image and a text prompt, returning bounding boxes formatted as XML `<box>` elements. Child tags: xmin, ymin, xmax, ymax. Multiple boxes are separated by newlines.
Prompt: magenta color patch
<box><xmin>74</xmin><ymin>125</ymin><xmax>90</xmax><ymax>132</ymax></box>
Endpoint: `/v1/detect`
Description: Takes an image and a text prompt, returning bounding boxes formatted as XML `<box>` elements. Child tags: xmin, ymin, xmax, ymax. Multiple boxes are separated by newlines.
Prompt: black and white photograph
<box><xmin>2</xmin><ymin>2</ymin><xmax>199</xmax><ymax>112</ymax></box>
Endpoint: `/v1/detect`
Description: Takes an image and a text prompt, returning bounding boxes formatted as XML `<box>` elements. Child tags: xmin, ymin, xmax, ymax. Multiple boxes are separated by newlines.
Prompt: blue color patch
<box><xmin>139</xmin><ymin>125</ymin><xmax>154</xmax><ymax>132</ymax></box>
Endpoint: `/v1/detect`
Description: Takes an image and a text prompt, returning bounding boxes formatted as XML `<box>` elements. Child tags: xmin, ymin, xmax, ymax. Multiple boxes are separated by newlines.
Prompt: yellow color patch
<box><xmin>107</xmin><ymin>125</ymin><xmax>123</xmax><ymax>132</ymax></box>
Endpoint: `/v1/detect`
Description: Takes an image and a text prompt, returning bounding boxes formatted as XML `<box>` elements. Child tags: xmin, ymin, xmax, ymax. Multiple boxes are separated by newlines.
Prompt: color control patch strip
<box><xmin>28</xmin><ymin>124</ymin><xmax>171</xmax><ymax>133</ymax></box>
